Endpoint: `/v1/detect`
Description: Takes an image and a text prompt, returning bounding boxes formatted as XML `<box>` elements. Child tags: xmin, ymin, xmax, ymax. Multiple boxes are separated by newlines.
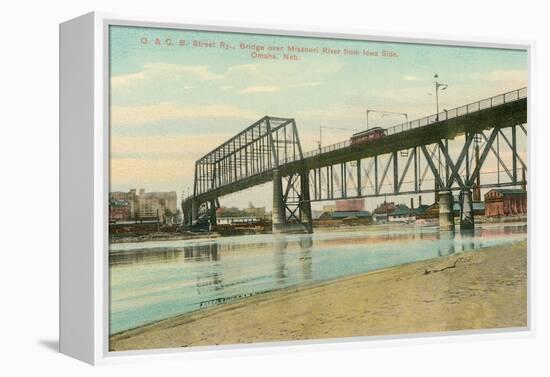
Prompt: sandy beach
<box><xmin>110</xmin><ymin>240</ymin><xmax>527</xmax><ymax>351</ymax></box>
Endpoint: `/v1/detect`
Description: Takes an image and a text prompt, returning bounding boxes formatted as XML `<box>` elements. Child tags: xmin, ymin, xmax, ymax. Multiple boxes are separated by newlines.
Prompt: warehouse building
<box><xmin>484</xmin><ymin>189</ymin><xmax>527</xmax><ymax>217</ymax></box>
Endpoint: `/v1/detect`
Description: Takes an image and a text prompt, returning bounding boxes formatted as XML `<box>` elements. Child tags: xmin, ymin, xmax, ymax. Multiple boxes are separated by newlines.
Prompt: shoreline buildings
<box><xmin>484</xmin><ymin>189</ymin><xmax>527</xmax><ymax>217</ymax></box>
<box><xmin>109</xmin><ymin>189</ymin><xmax>178</xmax><ymax>224</ymax></box>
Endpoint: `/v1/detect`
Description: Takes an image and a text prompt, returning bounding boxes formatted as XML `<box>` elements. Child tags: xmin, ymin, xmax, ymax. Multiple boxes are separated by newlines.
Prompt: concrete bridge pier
<box><xmin>191</xmin><ymin>198</ymin><xmax>199</xmax><ymax>225</ymax></box>
<box><xmin>460</xmin><ymin>189</ymin><xmax>475</xmax><ymax>230</ymax></box>
<box><xmin>181</xmin><ymin>200</ymin><xmax>193</xmax><ymax>227</ymax></box>
<box><xmin>209</xmin><ymin>199</ymin><xmax>217</xmax><ymax>231</ymax></box>
<box><xmin>181</xmin><ymin>202</ymin><xmax>188</xmax><ymax>226</ymax></box>
<box><xmin>272</xmin><ymin>168</ymin><xmax>287</xmax><ymax>234</ymax></box>
<box><xmin>438</xmin><ymin>190</ymin><xmax>455</xmax><ymax>232</ymax></box>
<box><xmin>299</xmin><ymin>171</ymin><xmax>313</xmax><ymax>233</ymax></box>
<box><xmin>185</xmin><ymin>208</ymin><xmax>191</xmax><ymax>227</ymax></box>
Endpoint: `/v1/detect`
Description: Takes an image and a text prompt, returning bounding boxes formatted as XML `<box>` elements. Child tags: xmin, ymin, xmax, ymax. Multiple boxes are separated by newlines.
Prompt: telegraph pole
<box><xmin>433</xmin><ymin>74</ymin><xmax>448</xmax><ymax>121</ymax></box>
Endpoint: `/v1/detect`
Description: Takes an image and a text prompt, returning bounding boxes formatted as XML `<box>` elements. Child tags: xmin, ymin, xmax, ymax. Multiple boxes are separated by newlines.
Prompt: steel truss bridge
<box><xmin>182</xmin><ymin>87</ymin><xmax>527</xmax><ymax>233</ymax></box>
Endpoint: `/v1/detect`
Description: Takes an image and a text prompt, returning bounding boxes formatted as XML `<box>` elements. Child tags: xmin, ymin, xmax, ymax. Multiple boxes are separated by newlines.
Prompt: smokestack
<box><xmin>410</xmin><ymin>197</ymin><xmax>414</xmax><ymax>216</ymax></box>
<box><xmin>418</xmin><ymin>195</ymin><xmax>422</xmax><ymax>207</ymax></box>
<box><xmin>473</xmin><ymin>186</ymin><xmax>481</xmax><ymax>202</ymax></box>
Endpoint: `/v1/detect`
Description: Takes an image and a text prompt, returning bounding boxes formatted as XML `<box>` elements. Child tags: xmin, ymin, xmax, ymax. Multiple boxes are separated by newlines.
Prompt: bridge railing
<box><xmin>303</xmin><ymin>87</ymin><xmax>527</xmax><ymax>158</ymax></box>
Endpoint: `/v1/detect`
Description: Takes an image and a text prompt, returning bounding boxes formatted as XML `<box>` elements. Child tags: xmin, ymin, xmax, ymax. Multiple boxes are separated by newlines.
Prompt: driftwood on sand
<box><xmin>424</xmin><ymin>256</ymin><xmax>472</xmax><ymax>275</ymax></box>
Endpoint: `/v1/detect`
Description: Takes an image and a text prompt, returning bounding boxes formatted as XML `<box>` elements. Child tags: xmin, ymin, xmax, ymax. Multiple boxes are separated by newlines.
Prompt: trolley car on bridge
<box><xmin>350</xmin><ymin>127</ymin><xmax>386</xmax><ymax>145</ymax></box>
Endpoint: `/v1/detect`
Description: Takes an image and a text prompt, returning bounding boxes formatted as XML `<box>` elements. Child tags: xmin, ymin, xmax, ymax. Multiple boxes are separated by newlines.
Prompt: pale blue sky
<box><xmin>109</xmin><ymin>25</ymin><xmax>527</xmax><ymax>209</ymax></box>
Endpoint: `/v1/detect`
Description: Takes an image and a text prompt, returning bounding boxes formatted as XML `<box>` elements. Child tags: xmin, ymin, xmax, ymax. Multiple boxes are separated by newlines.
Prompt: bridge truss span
<box><xmin>185</xmin><ymin>115</ymin><xmax>313</xmax><ymax>233</ymax></box>
<box><xmin>193</xmin><ymin>116</ymin><xmax>304</xmax><ymax>198</ymax></box>
<box><xmin>183</xmin><ymin>87</ymin><xmax>528</xmax><ymax>234</ymax></box>
<box><xmin>305</xmin><ymin>124</ymin><xmax>528</xmax><ymax>203</ymax></box>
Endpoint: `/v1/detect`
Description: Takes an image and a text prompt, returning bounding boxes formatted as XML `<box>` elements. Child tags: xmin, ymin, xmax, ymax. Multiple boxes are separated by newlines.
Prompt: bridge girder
<box><xmin>303</xmin><ymin>124</ymin><xmax>527</xmax><ymax>203</ymax></box>
<box><xmin>193</xmin><ymin>116</ymin><xmax>303</xmax><ymax>198</ymax></box>
<box><xmin>182</xmin><ymin>88</ymin><xmax>528</xmax><ymax>230</ymax></box>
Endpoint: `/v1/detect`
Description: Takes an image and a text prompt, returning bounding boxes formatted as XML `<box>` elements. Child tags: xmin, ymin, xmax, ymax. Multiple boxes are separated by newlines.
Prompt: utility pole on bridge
<box><xmin>433</xmin><ymin>73</ymin><xmax>448</xmax><ymax>121</ymax></box>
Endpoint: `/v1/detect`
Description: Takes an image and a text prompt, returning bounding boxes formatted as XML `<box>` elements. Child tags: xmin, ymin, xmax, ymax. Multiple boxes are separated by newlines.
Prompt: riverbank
<box><xmin>109</xmin><ymin>231</ymin><xmax>221</xmax><ymax>244</ymax></box>
<box><xmin>110</xmin><ymin>240</ymin><xmax>527</xmax><ymax>351</ymax></box>
<box><xmin>109</xmin><ymin>218</ymin><xmax>528</xmax><ymax>244</ymax></box>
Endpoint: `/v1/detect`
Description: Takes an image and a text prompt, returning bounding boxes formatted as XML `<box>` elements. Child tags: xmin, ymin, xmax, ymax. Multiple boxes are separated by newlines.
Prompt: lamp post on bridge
<box><xmin>433</xmin><ymin>73</ymin><xmax>448</xmax><ymax>121</ymax></box>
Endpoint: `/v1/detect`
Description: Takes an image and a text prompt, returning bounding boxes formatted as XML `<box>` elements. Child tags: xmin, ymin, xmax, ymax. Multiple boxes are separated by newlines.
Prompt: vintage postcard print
<box><xmin>108</xmin><ymin>25</ymin><xmax>528</xmax><ymax>351</ymax></box>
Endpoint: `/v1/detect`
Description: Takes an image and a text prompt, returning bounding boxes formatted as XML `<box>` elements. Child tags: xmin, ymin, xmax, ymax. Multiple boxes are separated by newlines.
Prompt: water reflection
<box><xmin>273</xmin><ymin>235</ymin><xmax>288</xmax><ymax>282</ymax></box>
<box><xmin>438</xmin><ymin>230</ymin><xmax>456</xmax><ymax>256</ymax></box>
<box><xmin>109</xmin><ymin>248</ymin><xmax>180</xmax><ymax>265</ymax></box>
<box><xmin>196</xmin><ymin>271</ymin><xmax>223</xmax><ymax>293</ymax></box>
<box><xmin>109</xmin><ymin>223</ymin><xmax>527</xmax><ymax>334</ymax></box>
<box><xmin>299</xmin><ymin>235</ymin><xmax>313</xmax><ymax>280</ymax></box>
<box><xmin>460</xmin><ymin>228</ymin><xmax>475</xmax><ymax>252</ymax></box>
<box><xmin>184</xmin><ymin>242</ymin><xmax>219</xmax><ymax>262</ymax></box>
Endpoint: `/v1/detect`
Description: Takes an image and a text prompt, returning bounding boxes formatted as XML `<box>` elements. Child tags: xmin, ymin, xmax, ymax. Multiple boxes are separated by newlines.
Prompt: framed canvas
<box><xmin>59</xmin><ymin>12</ymin><xmax>533</xmax><ymax>365</ymax></box>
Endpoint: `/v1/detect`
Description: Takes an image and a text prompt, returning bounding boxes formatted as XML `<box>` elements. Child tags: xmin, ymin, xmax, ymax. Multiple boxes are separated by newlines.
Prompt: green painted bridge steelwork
<box><xmin>182</xmin><ymin>87</ymin><xmax>527</xmax><ymax>233</ymax></box>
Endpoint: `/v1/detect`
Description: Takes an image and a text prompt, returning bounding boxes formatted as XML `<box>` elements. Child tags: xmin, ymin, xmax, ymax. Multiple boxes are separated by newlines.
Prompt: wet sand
<box><xmin>110</xmin><ymin>240</ymin><xmax>527</xmax><ymax>351</ymax></box>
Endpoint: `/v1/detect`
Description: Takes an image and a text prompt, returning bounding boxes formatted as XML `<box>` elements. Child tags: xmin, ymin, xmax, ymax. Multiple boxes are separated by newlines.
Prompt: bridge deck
<box><xmin>185</xmin><ymin>89</ymin><xmax>527</xmax><ymax>205</ymax></box>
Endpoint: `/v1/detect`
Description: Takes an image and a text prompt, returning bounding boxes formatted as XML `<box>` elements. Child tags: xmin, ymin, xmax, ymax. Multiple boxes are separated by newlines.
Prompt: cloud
<box><xmin>111</xmin><ymin>63</ymin><xmax>263</xmax><ymax>89</ymax></box>
<box><xmin>111</xmin><ymin>134</ymin><xmax>232</xmax><ymax>157</ymax></box>
<box><xmin>110</xmin><ymin>157</ymin><xmax>191</xmax><ymax>186</ymax></box>
<box><xmin>295</xmin><ymin>103</ymin><xmax>370</xmax><ymax>121</ymax></box>
<box><xmin>482</xmin><ymin>69</ymin><xmax>527</xmax><ymax>82</ymax></box>
<box><xmin>237</xmin><ymin>82</ymin><xmax>320</xmax><ymax>94</ymax></box>
<box><xmin>111</xmin><ymin>103</ymin><xmax>261</xmax><ymax>125</ymax></box>
<box><xmin>402</xmin><ymin>75</ymin><xmax>420</xmax><ymax>81</ymax></box>
<box><xmin>110</xmin><ymin>133</ymin><xmax>237</xmax><ymax>193</ymax></box>
<box><xmin>110</xmin><ymin>63</ymin><xmax>226</xmax><ymax>88</ymax></box>
<box><xmin>226</xmin><ymin>63</ymin><xmax>260</xmax><ymax>74</ymax></box>
<box><xmin>466</xmin><ymin>69</ymin><xmax>527</xmax><ymax>91</ymax></box>
<box><xmin>111</xmin><ymin>72</ymin><xmax>145</xmax><ymax>86</ymax></box>
<box><xmin>239</xmin><ymin>85</ymin><xmax>281</xmax><ymax>94</ymax></box>
<box><xmin>162</xmin><ymin>64</ymin><xmax>225</xmax><ymax>81</ymax></box>
<box><xmin>288</xmin><ymin>81</ymin><xmax>322</xmax><ymax>88</ymax></box>
<box><xmin>111</xmin><ymin>60</ymin><xmax>337</xmax><ymax>89</ymax></box>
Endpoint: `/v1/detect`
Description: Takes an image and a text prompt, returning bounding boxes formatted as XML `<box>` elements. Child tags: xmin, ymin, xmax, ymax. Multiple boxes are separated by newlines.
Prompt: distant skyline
<box><xmin>109</xmin><ymin>25</ymin><xmax>528</xmax><ymax>210</ymax></box>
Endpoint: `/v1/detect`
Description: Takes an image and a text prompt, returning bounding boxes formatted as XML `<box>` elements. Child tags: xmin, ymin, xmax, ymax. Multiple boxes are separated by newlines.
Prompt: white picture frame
<box><xmin>59</xmin><ymin>11</ymin><xmax>535</xmax><ymax>365</ymax></box>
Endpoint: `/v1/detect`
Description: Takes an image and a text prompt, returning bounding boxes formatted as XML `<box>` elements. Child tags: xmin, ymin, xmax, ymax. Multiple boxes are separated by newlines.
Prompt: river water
<box><xmin>109</xmin><ymin>223</ymin><xmax>527</xmax><ymax>335</ymax></box>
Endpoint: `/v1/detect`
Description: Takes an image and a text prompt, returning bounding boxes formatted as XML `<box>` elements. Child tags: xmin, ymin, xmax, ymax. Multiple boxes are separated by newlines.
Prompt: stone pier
<box><xmin>209</xmin><ymin>200</ymin><xmax>217</xmax><ymax>230</ymax></box>
<box><xmin>272</xmin><ymin>169</ymin><xmax>287</xmax><ymax>234</ymax></box>
<box><xmin>438</xmin><ymin>190</ymin><xmax>455</xmax><ymax>232</ymax></box>
<box><xmin>460</xmin><ymin>189</ymin><xmax>475</xmax><ymax>230</ymax></box>
<box><xmin>191</xmin><ymin>198</ymin><xmax>199</xmax><ymax>225</ymax></box>
<box><xmin>299</xmin><ymin>171</ymin><xmax>313</xmax><ymax>233</ymax></box>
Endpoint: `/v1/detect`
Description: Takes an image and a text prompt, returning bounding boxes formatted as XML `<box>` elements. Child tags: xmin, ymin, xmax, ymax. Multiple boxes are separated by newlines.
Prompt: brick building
<box><xmin>335</xmin><ymin>199</ymin><xmax>365</xmax><ymax>211</ymax></box>
<box><xmin>138</xmin><ymin>191</ymin><xmax>178</xmax><ymax>221</ymax></box>
<box><xmin>372</xmin><ymin>202</ymin><xmax>396</xmax><ymax>222</ymax></box>
<box><xmin>484</xmin><ymin>189</ymin><xmax>527</xmax><ymax>217</ymax></box>
<box><xmin>109</xmin><ymin>189</ymin><xmax>178</xmax><ymax>223</ymax></box>
<box><xmin>110</xmin><ymin>189</ymin><xmax>138</xmax><ymax>218</ymax></box>
<box><xmin>109</xmin><ymin>199</ymin><xmax>131</xmax><ymax>222</ymax></box>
